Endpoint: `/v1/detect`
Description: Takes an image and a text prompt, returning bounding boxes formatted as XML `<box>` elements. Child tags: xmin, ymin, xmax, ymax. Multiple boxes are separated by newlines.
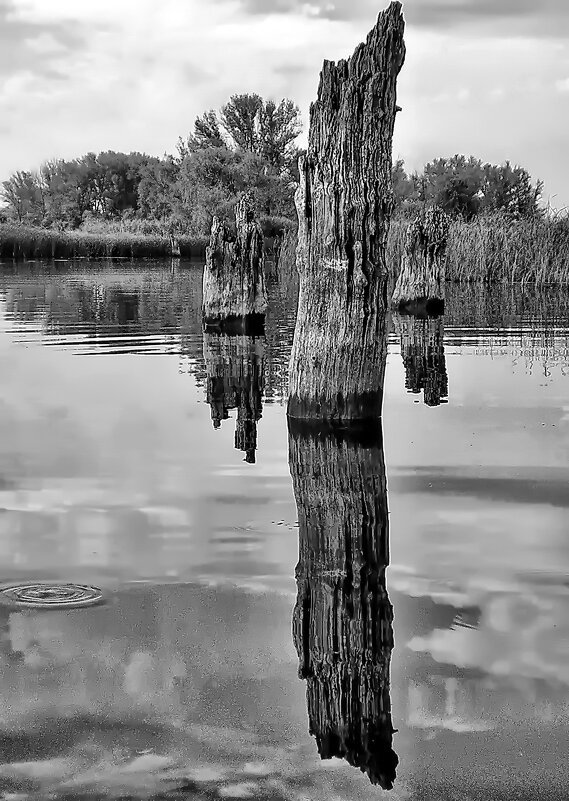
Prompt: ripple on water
<box><xmin>0</xmin><ymin>582</ymin><xmax>104</xmax><ymax>609</ymax></box>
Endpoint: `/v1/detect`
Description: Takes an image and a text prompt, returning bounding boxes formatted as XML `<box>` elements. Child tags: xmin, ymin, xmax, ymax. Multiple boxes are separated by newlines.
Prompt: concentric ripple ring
<box><xmin>0</xmin><ymin>583</ymin><xmax>103</xmax><ymax>609</ymax></box>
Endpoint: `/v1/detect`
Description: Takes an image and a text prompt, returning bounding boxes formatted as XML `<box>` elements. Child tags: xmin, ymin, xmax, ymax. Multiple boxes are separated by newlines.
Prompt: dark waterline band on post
<box><xmin>287</xmin><ymin>391</ymin><xmax>386</xmax><ymax>427</ymax></box>
<box><xmin>202</xmin><ymin>313</ymin><xmax>266</xmax><ymax>337</ymax></box>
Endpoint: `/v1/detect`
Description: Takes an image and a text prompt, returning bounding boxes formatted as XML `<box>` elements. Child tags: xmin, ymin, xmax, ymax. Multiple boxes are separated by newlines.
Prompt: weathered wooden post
<box><xmin>169</xmin><ymin>233</ymin><xmax>180</xmax><ymax>258</ymax></box>
<box><xmin>290</xmin><ymin>420</ymin><xmax>398</xmax><ymax>788</ymax></box>
<box><xmin>391</xmin><ymin>205</ymin><xmax>451</xmax><ymax>315</ymax></box>
<box><xmin>395</xmin><ymin>314</ymin><xmax>448</xmax><ymax>406</ymax></box>
<box><xmin>287</xmin><ymin>2</ymin><xmax>405</xmax><ymax>422</ymax></box>
<box><xmin>203</xmin><ymin>192</ymin><xmax>267</xmax><ymax>334</ymax></box>
<box><xmin>203</xmin><ymin>332</ymin><xmax>265</xmax><ymax>463</ymax></box>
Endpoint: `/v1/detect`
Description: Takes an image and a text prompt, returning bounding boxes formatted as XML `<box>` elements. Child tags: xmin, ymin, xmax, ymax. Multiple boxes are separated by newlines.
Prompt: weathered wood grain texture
<box><xmin>394</xmin><ymin>313</ymin><xmax>448</xmax><ymax>406</ymax></box>
<box><xmin>169</xmin><ymin>234</ymin><xmax>180</xmax><ymax>258</ymax></box>
<box><xmin>287</xmin><ymin>2</ymin><xmax>405</xmax><ymax>422</ymax></box>
<box><xmin>391</xmin><ymin>205</ymin><xmax>451</xmax><ymax>314</ymax></box>
<box><xmin>203</xmin><ymin>192</ymin><xmax>267</xmax><ymax>327</ymax></box>
<box><xmin>203</xmin><ymin>332</ymin><xmax>265</xmax><ymax>463</ymax></box>
<box><xmin>290</xmin><ymin>421</ymin><xmax>398</xmax><ymax>789</ymax></box>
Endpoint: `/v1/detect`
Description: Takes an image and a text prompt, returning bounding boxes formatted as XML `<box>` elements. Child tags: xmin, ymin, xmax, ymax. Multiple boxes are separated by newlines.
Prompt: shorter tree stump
<box><xmin>203</xmin><ymin>192</ymin><xmax>267</xmax><ymax>333</ymax></box>
<box><xmin>391</xmin><ymin>206</ymin><xmax>450</xmax><ymax>316</ymax></box>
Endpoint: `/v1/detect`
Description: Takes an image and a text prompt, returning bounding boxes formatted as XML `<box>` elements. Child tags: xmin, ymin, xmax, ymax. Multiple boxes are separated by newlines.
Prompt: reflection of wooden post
<box><xmin>109</xmin><ymin>290</ymin><xmax>140</xmax><ymax>328</ymax></box>
<box><xmin>202</xmin><ymin>192</ymin><xmax>267</xmax><ymax>332</ymax></box>
<box><xmin>392</xmin><ymin>206</ymin><xmax>450</xmax><ymax>315</ymax></box>
<box><xmin>290</xmin><ymin>421</ymin><xmax>398</xmax><ymax>789</ymax></box>
<box><xmin>287</xmin><ymin>3</ymin><xmax>405</xmax><ymax>422</ymax></box>
<box><xmin>203</xmin><ymin>333</ymin><xmax>265</xmax><ymax>463</ymax></box>
<box><xmin>395</xmin><ymin>314</ymin><xmax>448</xmax><ymax>406</ymax></box>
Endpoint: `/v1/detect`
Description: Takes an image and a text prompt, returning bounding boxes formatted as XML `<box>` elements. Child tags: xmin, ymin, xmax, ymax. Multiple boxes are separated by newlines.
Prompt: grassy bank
<box><xmin>270</xmin><ymin>213</ymin><xmax>569</xmax><ymax>285</ymax></box>
<box><xmin>0</xmin><ymin>224</ymin><xmax>208</xmax><ymax>261</ymax></box>
<box><xmin>388</xmin><ymin>213</ymin><xmax>569</xmax><ymax>284</ymax></box>
<box><xmin>5</xmin><ymin>213</ymin><xmax>569</xmax><ymax>284</ymax></box>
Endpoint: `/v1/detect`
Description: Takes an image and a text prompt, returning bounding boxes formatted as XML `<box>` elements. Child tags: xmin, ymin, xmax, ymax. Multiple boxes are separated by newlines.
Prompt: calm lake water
<box><xmin>0</xmin><ymin>261</ymin><xmax>568</xmax><ymax>800</ymax></box>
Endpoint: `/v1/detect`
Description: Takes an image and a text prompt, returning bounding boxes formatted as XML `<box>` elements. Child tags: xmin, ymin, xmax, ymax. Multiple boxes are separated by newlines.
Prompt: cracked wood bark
<box><xmin>203</xmin><ymin>332</ymin><xmax>265</xmax><ymax>463</ymax></box>
<box><xmin>169</xmin><ymin>234</ymin><xmax>180</xmax><ymax>257</ymax></box>
<box><xmin>287</xmin><ymin>2</ymin><xmax>405</xmax><ymax>422</ymax></box>
<box><xmin>394</xmin><ymin>313</ymin><xmax>448</xmax><ymax>406</ymax></box>
<box><xmin>203</xmin><ymin>192</ymin><xmax>267</xmax><ymax>332</ymax></box>
<box><xmin>391</xmin><ymin>205</ymin><xmax>451</xmax><ymax>315</ymax></box>
<box><xmin>290</xmin><ymin>420</ymin><xmax>398</xmax><ymax>789</ymax></box>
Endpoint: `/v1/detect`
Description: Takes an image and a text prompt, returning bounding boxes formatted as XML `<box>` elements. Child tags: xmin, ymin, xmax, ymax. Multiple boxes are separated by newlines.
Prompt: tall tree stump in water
<box><xmin>391</xmin><ymin>206</ymin><xmax>451</xmax><ymax>315</ymax></box>
<box><xmin>203</xmin><ymin>332</ymin><xmax>265</xmax><ymax>463</ymax></box>
<box><xmin>203</xmin><ymin>192</ymin><xmax>267</xmax><ymax>333</ymax></box>
<box><xmin>287</xmin><ymin>2</ymin><xmax>406</xmax><ymax>422</ymax></box>
<box><xmin>394</xmin><ymin>314</ymin><xmax>448</xmax><ymax>406</ymax></box>
<box><xmin>290</xmin><ymin>421</ymin><xmax>398</xmax><ymax>789</ymax></box>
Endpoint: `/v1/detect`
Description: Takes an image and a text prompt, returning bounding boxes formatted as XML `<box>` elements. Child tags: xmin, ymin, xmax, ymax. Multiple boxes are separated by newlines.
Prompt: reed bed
<box><xmin>388</xmin><ymin>213</ymin><xmax>569</xmax><ymax>284</ymax></box>
<box><xmin>6</xmin><ymin>213</ymin><xmax>569</xmax><ymax>284</ymax></box>
<box><xmin>0</xmin><ymin>224</ymin><xmax>208</xmax><ymax>261</ymax></box>
<box><xmin>263</xmin><ymin>214</ymin><xmax>569</xmax><ymax>286</ymax></box>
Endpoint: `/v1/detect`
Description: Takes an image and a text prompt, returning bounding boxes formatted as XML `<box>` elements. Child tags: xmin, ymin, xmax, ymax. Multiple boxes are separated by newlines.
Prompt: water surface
<box><xmin>0</xmin><ymin>261</ymin><xmax>568</xmax><ymax>800</ymax></box>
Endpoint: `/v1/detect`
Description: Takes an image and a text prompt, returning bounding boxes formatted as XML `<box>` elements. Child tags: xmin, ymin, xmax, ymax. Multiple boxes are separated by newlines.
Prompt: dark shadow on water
<box><xmin>203</xmin><ymin>332</ymin><xmax>266</xmax><ymax>463</ymax></box>
<box><xmin>202</xmin><ymin>313</ymin><xmax>265</xmax><ymax>337</ymax></box>
<box><xmin>391</xmin><ymin>468</ymin><xmax>569</xmax><ymax>508</ymax></box>
<box><xmin>288</xmin><ymin>418</ymin><xmax>399</xmax><ymax>789</ymax></box>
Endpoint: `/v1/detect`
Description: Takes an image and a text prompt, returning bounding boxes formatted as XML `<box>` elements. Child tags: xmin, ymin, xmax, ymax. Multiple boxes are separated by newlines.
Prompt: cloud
<box><xmin>555</xmin><ymin>77</ymin><xmax>569</xmax><ymax>93</ymax></box>
<box><xmin>1</xmin><ymin>0</ymin><xmax>569</xmax><ymax>210</ymax></box>
<box><xmin>228</xmin><ymin>0</ymin><xmax>569</xmax><ymax>37</ymax></box>
<box><xmin>0</xmin><ymin>0</ymin><xmax>350</xmax><ymax>178</ymax></box>
<box><xmin>408</xmin><ymin>591</ymin><xmax>569</xmax><ymax>688</ymax></box>
<box><xmin>0</xmin><ymin>0</ymin><xmax>86</xmax><ymax>80</ymax></box>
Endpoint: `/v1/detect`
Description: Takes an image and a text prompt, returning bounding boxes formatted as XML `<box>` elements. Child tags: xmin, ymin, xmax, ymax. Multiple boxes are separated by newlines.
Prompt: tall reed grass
<box><xmin>275</xmin><ymin>213</ymin><xmax>569</xmax><ymax>287</ymax></box>
<box><xmin>388</xmin><ymin>213</ymin><xmax>569</xmax><ymax>284</ymax></box>
<box><xmin>0</xmin><ymin>224</ymin><xmax>208</xmax><ymax>261</ymax></box>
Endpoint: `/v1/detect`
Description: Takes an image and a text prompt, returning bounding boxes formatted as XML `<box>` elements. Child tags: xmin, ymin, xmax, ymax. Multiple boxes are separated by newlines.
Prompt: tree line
<box><xmin>0</xmin><ymin>94</ymin><xmax>302</xmax><ymax>237</ymax></box>
<box><xmin>1</xmin><ymin>92</ymin><xmax>544</xmax><ymax>236</ymax></box>
<box><xmin>393</xmin><ymin>155</ymin><xmax>542</xmax><ymax>220</ymax></box>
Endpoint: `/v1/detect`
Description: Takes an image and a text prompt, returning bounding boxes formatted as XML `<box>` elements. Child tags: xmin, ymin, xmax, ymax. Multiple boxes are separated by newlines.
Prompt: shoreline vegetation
<box><xmin>2</xmin><ymin>92</ymin><xmax>568</xmax><ymax>282</ymax></box>
<box><xmin>0</xmin><ymin>223</ymin><xmax>208</xmax><ymax>261</ymax></box>
<box><xmin>3</xmin><ymin>212</ymin><xmax>569</xmax><ymax>285</ymax></box>
<box><xmin>389</xmin><ymin>212</ymin><xmax>569</xmax><ymax>284</ymax></box>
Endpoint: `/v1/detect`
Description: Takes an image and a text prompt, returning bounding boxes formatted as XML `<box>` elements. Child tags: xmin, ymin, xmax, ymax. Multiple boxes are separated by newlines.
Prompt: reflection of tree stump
<box><xmin>203</xmin><ymin>333</ymin><xmax>265</xmax><ymax>463</ymax></box>
<box><xmin>110</xmin><ymin>290</ymin><xmax>140</xmax><ymax>327</ymax></box>
<box><xmin>395</xmin><ymin>314</ymin><xmax>448</xmax><ymax>406</ymax></box>
<box><xmin>391</xmin><ymin>206</ymin><xmax>450</xmax><ymax>315</ymax></box>
<box><xmin>203</xmin><ymin>192</ymin><xmax>267</xmax><ymax>332</ymax></box>
<box><xmin>289</xmin><ymin>421</ymin><xmax>398</xmax><ymax>789</ymax></box>
<box><xmin>287</xmin><ymin>4</ymin><xmax>405</xmax><ymax>422</ymax></box>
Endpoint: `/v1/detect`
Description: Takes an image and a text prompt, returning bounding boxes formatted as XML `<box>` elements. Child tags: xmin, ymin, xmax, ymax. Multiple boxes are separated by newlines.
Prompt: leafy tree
<box><xmin>392</xmin><ymin>158</ymin><xmax>414</xmax><ymax>211</ymax></box>
<box><xmin>175</xmin><ymin>145</ymin><xmax>296</xmax><ymax>236</ymax></box>
<box><xmin>190</xmin><ymin>111</ymin><xmax>225</xmax><ymax>152</ymax></box>
<box><xmin>220</xmin><ymin>93</ymin><xmax>263</xmax><ymax>153</ymax></box>
<box><xmin>1</xmin><ymin>170</ymin><xmax>44</xmax><ymax>224</ymax></box>
<box><xmin>391</xmin><ymin>155</ymin><xmax>542</xmax><ymax>220</ymax></box>
<box><xmin>138</xmin><ymin>156</ymin><xmax>185</xmax><ymax>233</ymax></box>
<box><xmin>259</xmin><ymin>99</ymin><xmax>302</xmax><ymax>170</ymax></box>
<box><xmin>481</xmin><ymin>161</ymin><xmax>541</xmax><ymax>218</ymax></box>
<box><xmin>422</xmin><ymin>155</ymin><xmax>484</xmax><ymax>219</ymax></box>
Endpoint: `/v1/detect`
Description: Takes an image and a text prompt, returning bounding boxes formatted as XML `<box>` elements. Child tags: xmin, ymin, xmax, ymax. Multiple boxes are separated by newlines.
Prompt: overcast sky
<box><xmin>1</xmin><ymin>0</ymin><xmax>569</xmax><ymax>207</ymax></box>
